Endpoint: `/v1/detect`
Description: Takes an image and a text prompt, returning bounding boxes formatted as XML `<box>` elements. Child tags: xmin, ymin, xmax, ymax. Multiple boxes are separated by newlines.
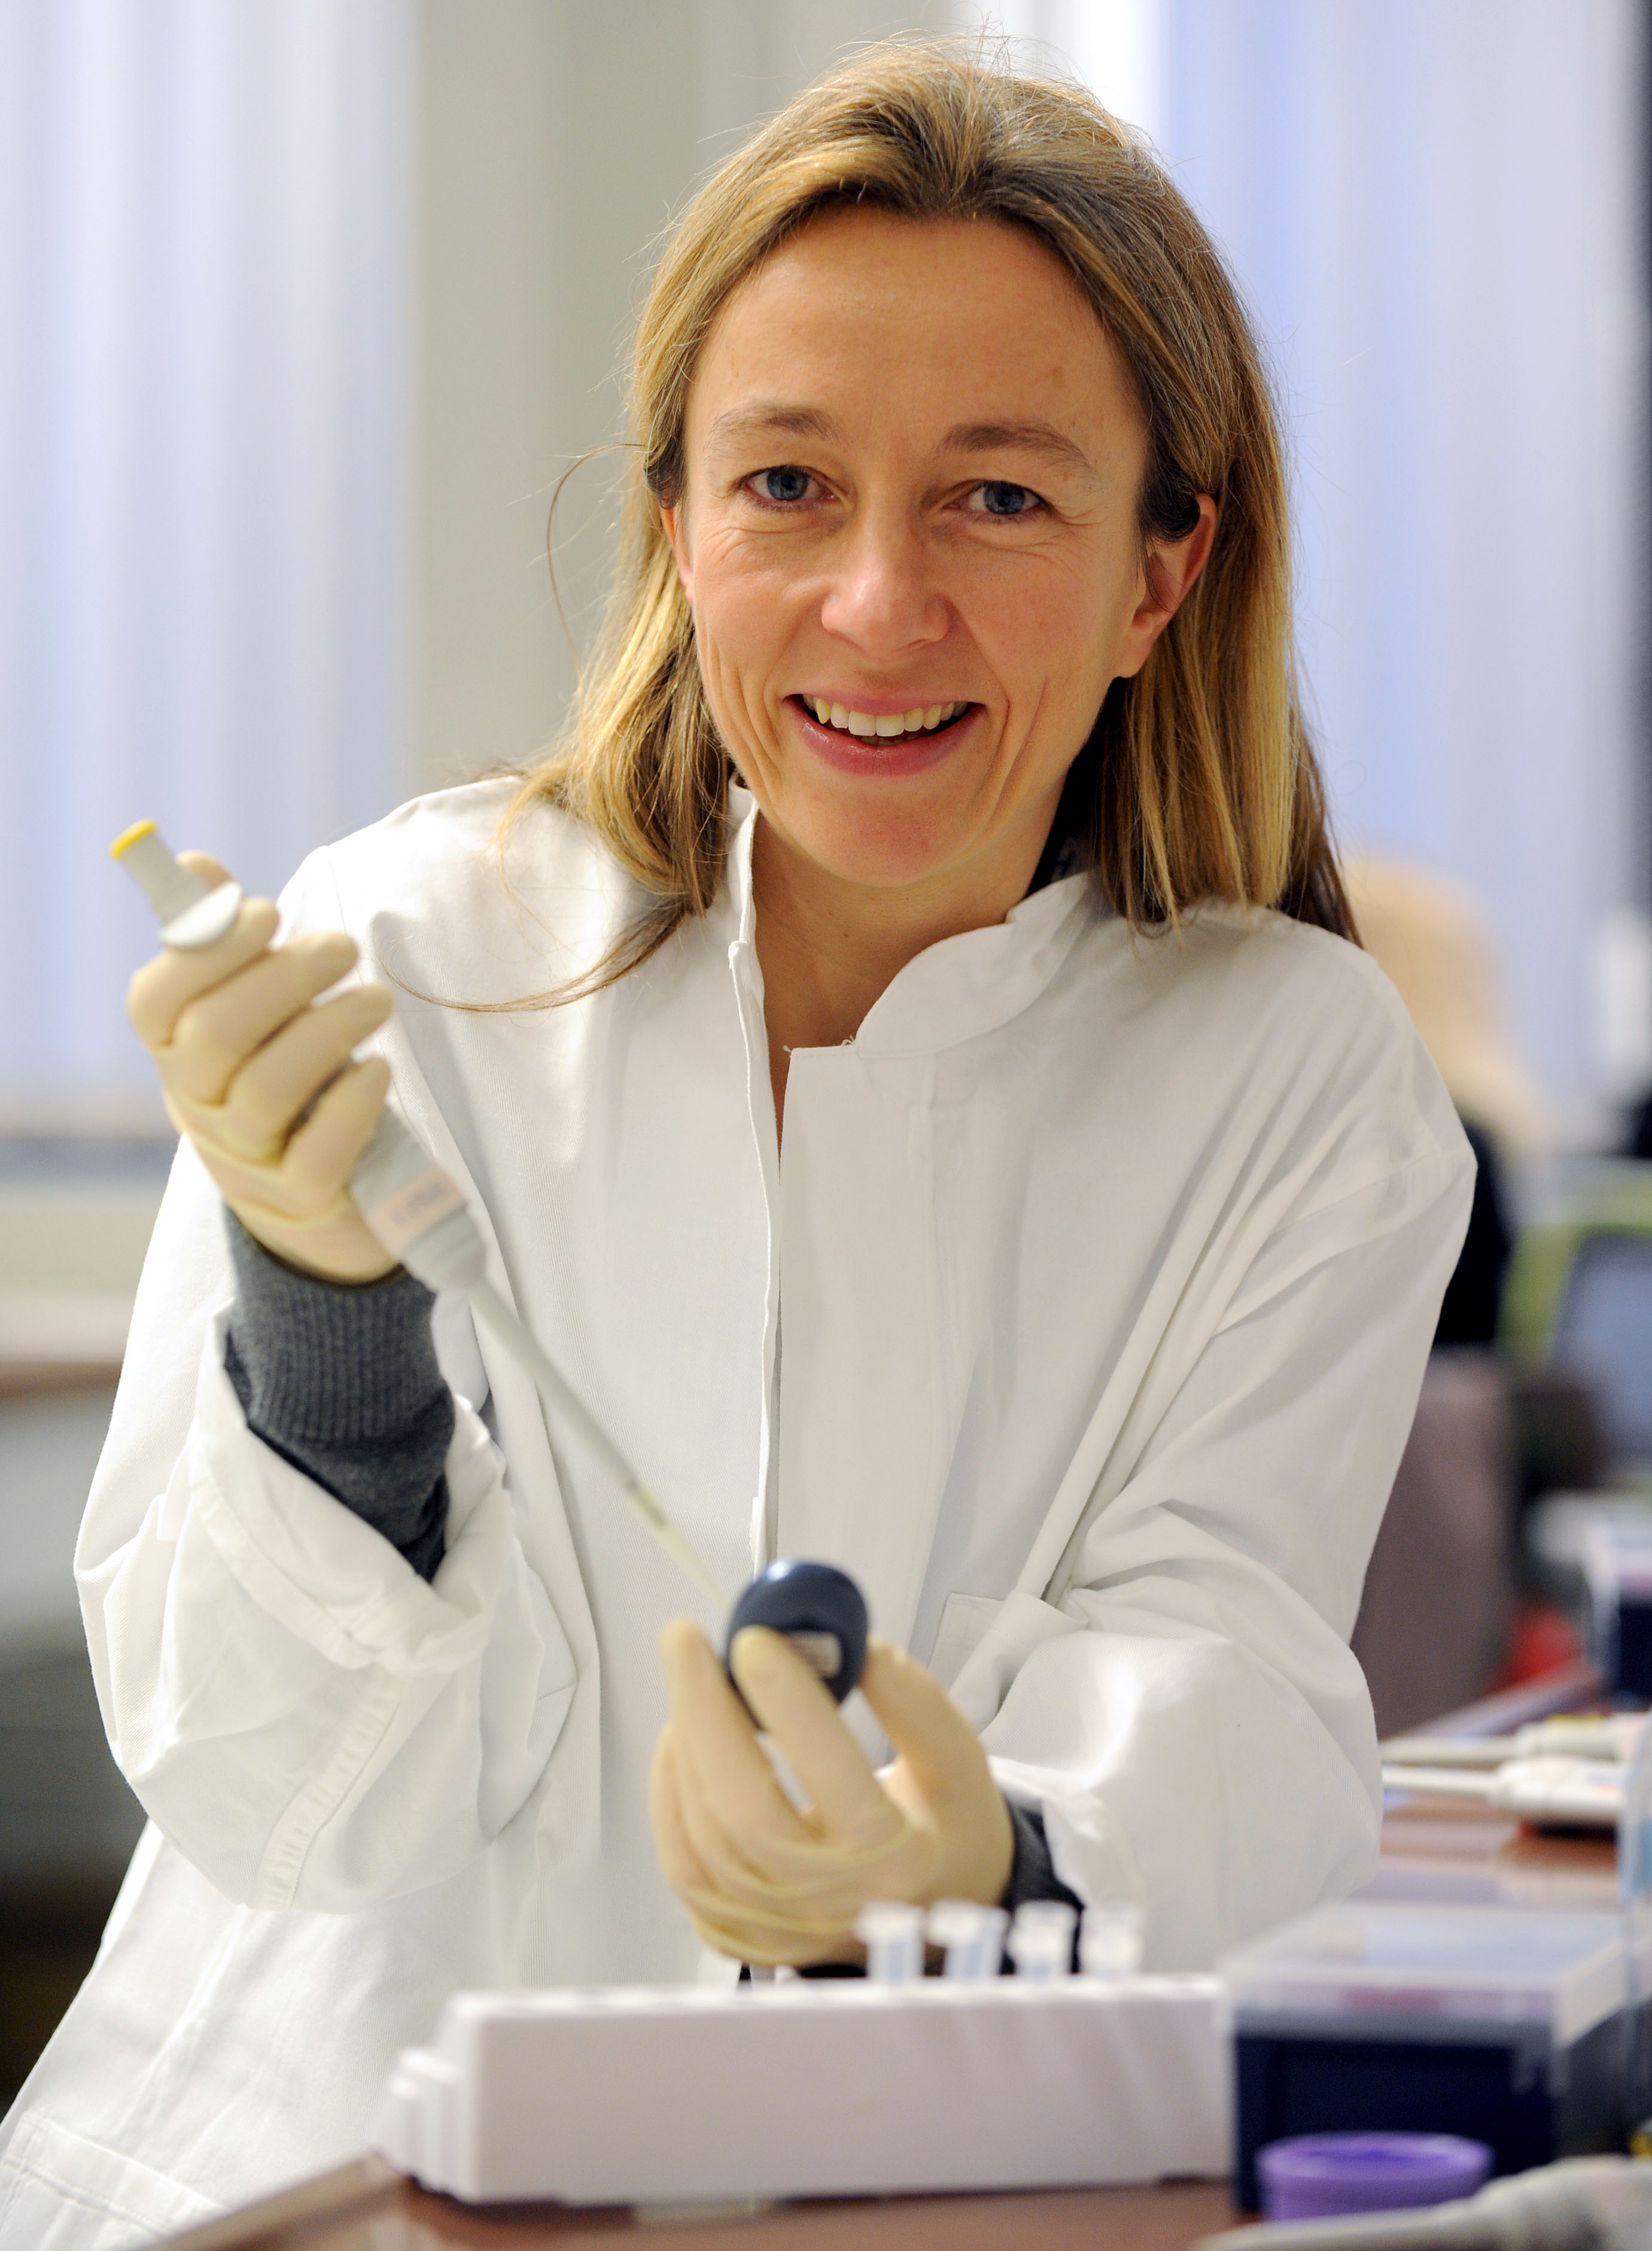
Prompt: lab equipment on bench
<box><xmin>929</xmin><ymin>1898</ymin><xmax>1008</xmax><ymax>1979</ymax></box>
<box><xmin>374</xmin><ymin>1935</ymin><xmax>1228</xmax><ymax>2204</ymax></box>
<box><xmin>854</xmin><ymin>1900</ymin><xmax>924</xmax><ymax>1982</ymax></box>
<box><xmin>1526</xmin><ymin>1496</ymin><xmax>1652</xmax><ymax>1699</ymax></box>
<box><xmin>1008</xmin><ymin>1898</ymin><xmax>1079</xmax><ymax>1982</ymax></box>
<box><xmin>111</xmin><ymin>824</ymin><xmax>870</xmax><ymax>1693</ymax></box>
<box><xmin>1380</xmin><ymin>1756</ymin><xmax>1623</xmax><ymax>1831</ymax></box>
<box><xmin>1221</xmin><ymin>1903</ymin><xmax>1632</xmax><ymax>2214</ymax></box>
<box><xmin>1194</xmin><ymin>2156</ymin><xmax>1652</xmax><ymax>2251</ymax></box>
<box><xmin>1257</xmin><ymin>2134</ymin><xmax>1493</xmax><ymax>2223</ymax></box>
<box><xmin>1382</xmin><ymin>1718</ymin><xmax>1647</xmax><ymax>1772</ymax></box>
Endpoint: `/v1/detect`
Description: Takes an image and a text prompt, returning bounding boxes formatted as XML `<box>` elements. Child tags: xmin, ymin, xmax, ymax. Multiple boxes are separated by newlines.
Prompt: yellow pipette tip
<box><xmin>109</xmin><ymin>819</ymin><xmax>157</xmax><ymax>861</ymax></box>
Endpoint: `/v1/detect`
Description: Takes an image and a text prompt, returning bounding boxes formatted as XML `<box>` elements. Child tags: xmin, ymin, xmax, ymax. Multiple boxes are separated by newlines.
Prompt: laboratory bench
<box><xmin>154</xmin><ymin>1661</ymin><xmax>1613</xmax><ymax>2251</ymax></box>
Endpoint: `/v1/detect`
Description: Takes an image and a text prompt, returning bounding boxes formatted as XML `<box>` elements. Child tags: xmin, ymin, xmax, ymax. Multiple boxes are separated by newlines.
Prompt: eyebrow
<box><xmin>940</xmin><ymin>420</ymin><xmax>1097</xmax><ymax>476</ymax></box>
<box><xmin>702</xmin><ymin>403</ymin><xmax>1098</xmax><ymax>479</ymax></box>
<box><xmin>704</xmin><ymin>403</ymin><xmax>837</xmax><ymax>449</ymax></box>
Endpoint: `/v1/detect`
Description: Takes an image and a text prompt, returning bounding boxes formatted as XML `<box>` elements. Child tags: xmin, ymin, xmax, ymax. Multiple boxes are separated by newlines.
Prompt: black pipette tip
<box><xmin>724</xmin><ymin>1559</ymin><xmax>869</xmax><ymax>1706</ymax></box>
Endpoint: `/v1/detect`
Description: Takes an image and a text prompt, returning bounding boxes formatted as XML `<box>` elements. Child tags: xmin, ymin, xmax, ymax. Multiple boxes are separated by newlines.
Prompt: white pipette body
<box><xmin>112</xmin><ymin>822</ymin><xmax>723</xmax><ymax>1610</ymax></box>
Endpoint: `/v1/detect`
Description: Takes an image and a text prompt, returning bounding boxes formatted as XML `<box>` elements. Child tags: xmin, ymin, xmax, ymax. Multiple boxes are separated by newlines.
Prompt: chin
<box><xmin>778</xmin><ymin>807</ymin><xmax>969</xmax><ymax>891</ymax></box>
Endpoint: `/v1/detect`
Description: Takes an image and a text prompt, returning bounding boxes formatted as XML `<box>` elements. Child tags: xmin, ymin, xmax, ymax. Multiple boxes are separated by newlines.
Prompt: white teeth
<box><xmin>805</xmin><ymin>697</ymin><xmax>967</xmax><ymax>739</ymax></box>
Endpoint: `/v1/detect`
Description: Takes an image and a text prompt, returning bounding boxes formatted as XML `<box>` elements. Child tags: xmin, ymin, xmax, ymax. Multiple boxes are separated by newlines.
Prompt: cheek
<box><xmin>965</xmin><ymin>550</ymin><xmax>1130</xmax><ymax>712</ymax></box>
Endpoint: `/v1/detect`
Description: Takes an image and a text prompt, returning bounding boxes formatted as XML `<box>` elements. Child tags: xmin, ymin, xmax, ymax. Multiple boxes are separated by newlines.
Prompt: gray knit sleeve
<box><xmin>222</xmin><ymin>1212</ymin><xmax>453</xmax><ymax>1581</ymax></box>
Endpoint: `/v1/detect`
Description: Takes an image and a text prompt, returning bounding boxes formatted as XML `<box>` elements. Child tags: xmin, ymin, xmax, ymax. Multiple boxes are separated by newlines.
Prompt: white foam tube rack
<box><xmin>375</xmin><ymin>1973</ymin><xmax>1228</xmax><ymax>2206</ymax></box>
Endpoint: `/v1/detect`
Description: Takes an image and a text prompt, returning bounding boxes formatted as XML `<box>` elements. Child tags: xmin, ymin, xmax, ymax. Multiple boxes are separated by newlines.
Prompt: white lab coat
<box><xmin>0</xmin><ymin>779</ymin><xmax>1471</xmax><ymax>2246</ymax></box>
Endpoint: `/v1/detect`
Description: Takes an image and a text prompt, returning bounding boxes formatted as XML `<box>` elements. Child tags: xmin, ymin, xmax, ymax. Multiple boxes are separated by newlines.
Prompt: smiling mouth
<box><xmin>797</xmin><ymin>696</ymin><xmax>972</xmax><ymax>742</ymax></box>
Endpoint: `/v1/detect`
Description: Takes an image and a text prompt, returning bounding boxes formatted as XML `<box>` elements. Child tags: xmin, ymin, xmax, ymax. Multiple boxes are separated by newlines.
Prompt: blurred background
<box><xmin>1</xmin><ymin>0</ymin><xmax>1648</xmax><ymax>2104</ymax></box>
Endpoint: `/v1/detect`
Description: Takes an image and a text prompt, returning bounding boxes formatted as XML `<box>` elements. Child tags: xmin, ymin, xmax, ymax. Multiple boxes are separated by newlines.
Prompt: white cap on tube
<box><xmin>1008</xmin><ymin>1900</ymin><xmax>1077</xmax><ymax>1982</ymax></box>
<box><xmin>854</xmin><ymin>1901</ymin><xmax>924</xmax><ymax>1984</ymax></box>
<box><xmin>1078</xmin><ymin>1899</ymin><xmax>1145</xmax><ymax>1980</ymax></box>
<box><xmin>927</xmin><ymin>1900</ymin><xmax>1008</xmax><ymax>1982</ymax></box>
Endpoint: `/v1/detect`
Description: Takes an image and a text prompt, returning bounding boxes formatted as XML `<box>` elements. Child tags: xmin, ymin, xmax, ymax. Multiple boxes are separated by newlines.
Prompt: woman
<box><xmin>0</xmin><ymin>42</ymin><xmax>1470</xmax><ymax>2245</ymax></box>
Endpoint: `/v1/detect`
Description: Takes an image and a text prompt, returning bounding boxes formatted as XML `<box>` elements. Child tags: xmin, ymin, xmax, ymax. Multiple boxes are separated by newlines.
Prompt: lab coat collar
<box><xmin>720</xmin><ymin>785</ymin><xmax>1098</xmax><ymax>1056</ymax></box>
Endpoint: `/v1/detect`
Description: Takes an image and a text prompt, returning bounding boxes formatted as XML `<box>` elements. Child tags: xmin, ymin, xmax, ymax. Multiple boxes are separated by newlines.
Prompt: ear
<box><xmin>1114</xmin><ymin>494</ymin><xmax>1218</xmax><ymax>679</ymax></box>
<box><xmin>661</xmin><ymin>502</ymin><xmax>693</xmax><ymax>603</ymax></box>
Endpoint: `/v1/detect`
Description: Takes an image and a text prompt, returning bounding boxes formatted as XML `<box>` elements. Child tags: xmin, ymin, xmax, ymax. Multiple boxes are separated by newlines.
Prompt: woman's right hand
<box><xmin>126</xmin><ymin>853</ymin><xmax>400</xmax><ymax>1282</ymax></box>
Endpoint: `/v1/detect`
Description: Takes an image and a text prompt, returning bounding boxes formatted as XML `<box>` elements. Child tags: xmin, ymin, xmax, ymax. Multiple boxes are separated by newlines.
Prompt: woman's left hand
<box><xmin>650</xmin><ymin>1621</ymin><xmax>1014</xmax><ymax>1966</ymax></box>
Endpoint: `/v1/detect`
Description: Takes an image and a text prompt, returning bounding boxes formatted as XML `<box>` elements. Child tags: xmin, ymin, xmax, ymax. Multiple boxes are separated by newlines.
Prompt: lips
<box><xmin>787</xmin><ymin>694</ymin><xmax>978</xmax><ymax>778</ymax></box>
<box><xmin>799</xmin><ymin>697</ymin><xmax>970</xmax><ymax>742</ymax></box>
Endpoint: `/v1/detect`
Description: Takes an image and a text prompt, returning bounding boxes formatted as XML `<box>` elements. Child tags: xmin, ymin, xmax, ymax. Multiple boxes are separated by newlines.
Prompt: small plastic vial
<box><xmin>927</xmin><ymin>1900</ymin><xmax>1008</xmax><ymax>1980</ymax></box>
<box><xmin>1008</xmin><ymin>1899</ymin><xmax>1078</xmax><ymax>1982</ymax></box>
<box><xmin>854</xmin><ymin>1901</ymin><xmax>924</xmax><ymax>1984</ymax></box>
<box><xmin>1078</xmin><ymin>1900</ymin><xmax>1145</xmax><ymax>1980</ymax></box>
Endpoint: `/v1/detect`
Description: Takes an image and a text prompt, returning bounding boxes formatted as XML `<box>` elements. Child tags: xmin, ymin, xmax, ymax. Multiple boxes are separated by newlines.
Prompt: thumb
<box><xmin>857</xmin><ymin>1636</ymin><xmax>991</xmax><ymax>1805</ymax></box>
<box><xmin>176</xmin><ymin>849</ymin><xmax>235</xmax><ymax>890</ymax></box>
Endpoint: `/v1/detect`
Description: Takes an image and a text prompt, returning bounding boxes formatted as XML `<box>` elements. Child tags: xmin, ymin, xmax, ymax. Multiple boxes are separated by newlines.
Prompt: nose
<box><xmin>817</xmin><ymin>504</ymin><xmax>950</xmax><ymax>658</ymax></box>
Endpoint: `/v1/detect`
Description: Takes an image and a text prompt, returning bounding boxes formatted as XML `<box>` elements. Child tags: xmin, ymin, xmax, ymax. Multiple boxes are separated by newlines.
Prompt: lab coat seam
<box><xmin>250</xmin><ymin>1668</ymin><xmax>406</xmax><ymax>1909</ymax></box>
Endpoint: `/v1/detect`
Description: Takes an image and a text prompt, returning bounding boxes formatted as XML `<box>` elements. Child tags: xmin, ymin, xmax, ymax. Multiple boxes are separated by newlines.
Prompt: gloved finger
<box><xmin>164</xmin><ymin>932</ymin><xmax>361</xmax><ymax>1103</ymax></box>
<box><xmin>729</xmin><ymin>1627</ymin><xmax>897</xmax><ymax>1839</ymax></box>
<box><xmin>275</xmin><ymin>1056</ymin><xmax>392</xmax><ymax>1208</ymax></box>
<box><xmin>221</xmin><ymin>985</ymin><xmax>394</xmax><ymax>1153</ymax></box>
<box><xmin>649</xmin><ymin>1728</ymin><xmax>722</xmax><ymax>1902</ymax></box>
<box><xmin>126</xmin><ymin>895</ymin><xmax>281</xmax><ymax>1050</ymax></box>
<box><xmin>682</xmin><ymin>1888</ymin><xmax>862</xmax><ymax>1968</ymax></box>
<box><xmin>661</xmin><ymin>1621</ymin><xmax>812</xmax><ymax>1855</ymax></box>
<box><xmin>857</xmin><ymin>1636</ymin><xmax>994</xmax><ymax>1806</ymax></box>
<box><xmin>175</xmin><ymin>850</ymin><xmax>232</xmax><ymax>889</ymax></box>
<box><xmin>652</xmin><ymin>1734</ymin><xmax>841</xmax><ymax>1946</ymax></box>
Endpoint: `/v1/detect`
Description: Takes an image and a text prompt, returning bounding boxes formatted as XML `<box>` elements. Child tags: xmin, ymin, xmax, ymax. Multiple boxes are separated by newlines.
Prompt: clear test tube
<box><xmin>1078</xmin><ymin>1899</ymin><xmax>1145</xmax><ymax>1979</ymax></box>
<box><xmin>1008</xmin><ymin>1899</ymin><xmax>1077</xmax><ymax>1982</ymax></box>
<box><xmin>927</xmin><ymin>1900</ymin><xmax>1008</xmax><ymax>1980</ymax></box>
<box><xmin>854</xmin><ymin>1901</ymin><xmax>924</xmax><ymax>1984</ymax></box>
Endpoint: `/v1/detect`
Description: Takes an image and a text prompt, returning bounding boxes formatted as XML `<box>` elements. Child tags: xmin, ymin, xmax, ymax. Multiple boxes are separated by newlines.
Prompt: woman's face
<box><xmin>664</xmin><ymin>206</ymin><xmax>1212</xmax><ymax>900</ymax></box>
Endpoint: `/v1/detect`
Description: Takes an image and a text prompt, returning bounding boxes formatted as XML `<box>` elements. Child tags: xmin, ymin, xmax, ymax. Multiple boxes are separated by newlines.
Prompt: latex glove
<box><xmin>126</xmin><ymin>853</ymin><xmax>397</xmax><ymax>1281</ymax></box>
<box><xmin>650</xmin><ymin>1621</ymin><xmax>1014</xmax><ymax>1967</ymax></box>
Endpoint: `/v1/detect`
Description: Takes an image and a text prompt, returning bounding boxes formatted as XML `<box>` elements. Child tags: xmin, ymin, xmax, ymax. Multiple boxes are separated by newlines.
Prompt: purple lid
<box><xmin>1258</xmin><ymin>2133</ymin><xmax>1494</xmax><ymax>2221</ymax></box>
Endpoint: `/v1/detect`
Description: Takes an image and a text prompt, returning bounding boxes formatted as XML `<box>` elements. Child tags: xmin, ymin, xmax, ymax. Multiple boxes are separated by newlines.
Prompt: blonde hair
<box><xmin>1344</xmin><ymin>856</ymin><xmax>1551</xmax><ymax>1159</ymax></box>
<box><xmin>511</xmin><ymin>37</ymin><xmax>1352</xmax><ymax>989</ymax></box>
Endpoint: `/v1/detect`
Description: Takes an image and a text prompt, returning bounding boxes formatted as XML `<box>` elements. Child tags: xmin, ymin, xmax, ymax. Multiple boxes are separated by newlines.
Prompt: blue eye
<box><xmin>759</xmin><ymin>466</ymin><xmax>811</xmax><ymax>503</ymax></box>
<box><xmin>980</xmin><ymin>481</ymin><xmax>1034</xmax><ymax>516</ymax></box>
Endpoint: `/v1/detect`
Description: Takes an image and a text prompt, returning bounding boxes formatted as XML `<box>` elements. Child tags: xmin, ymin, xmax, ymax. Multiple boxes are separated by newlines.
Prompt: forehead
<box><xmin>688</xmin><ymin>206</ymin><xmax>1140</xmax><ymax>454</ymax></box>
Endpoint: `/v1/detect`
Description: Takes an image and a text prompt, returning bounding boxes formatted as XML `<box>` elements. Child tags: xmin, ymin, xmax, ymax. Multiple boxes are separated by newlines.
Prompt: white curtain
<box><xmin>0</xmin><ymin>0</ymin><xmax>412</xmax><ymax>1133</ymax></box>
<box><xmin>996</xmin><ymin>0</ymin><xmax>1648</xmax><ymax>1132</ymax></box>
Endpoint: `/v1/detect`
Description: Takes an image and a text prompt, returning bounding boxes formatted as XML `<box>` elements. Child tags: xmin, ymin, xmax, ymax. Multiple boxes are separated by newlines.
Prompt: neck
<box><xmin>751</xmin><ymin>799</ymin><xmax>1060</xmax><ymax>1135</ymax></box>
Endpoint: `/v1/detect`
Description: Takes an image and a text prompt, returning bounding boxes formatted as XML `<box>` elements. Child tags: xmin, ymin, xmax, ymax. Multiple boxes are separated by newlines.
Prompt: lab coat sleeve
<box><xmin>969</xmin><ymin>1128</ymin><xmax>1472</xmax><ymax>1971</ymax></box>
<box><xmin>74</xmin><ymin>877</ymin><xmax>577</xmax><ymax>1915</ymax></box>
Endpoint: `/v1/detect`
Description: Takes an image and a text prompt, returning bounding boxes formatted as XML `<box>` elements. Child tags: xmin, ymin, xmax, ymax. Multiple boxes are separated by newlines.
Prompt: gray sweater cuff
<box><xmin>1000</xmin><ymin>1799</ymin><xmax>1084</xmax><ymax>1959</ymax></box>
<box><xmin>222</xmin><ymin>1212</ymin><xmax>452</xmax><ymax>1581</ymax></box>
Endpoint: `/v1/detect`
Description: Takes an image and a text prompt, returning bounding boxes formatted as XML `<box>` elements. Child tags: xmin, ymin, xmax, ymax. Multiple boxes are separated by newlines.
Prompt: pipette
<box><xmin>110</xmin><ymin>821</ymin><xmax>723</xmax><ymax>1610</ymax></box>
<box><xmin>1380</xmin><ymin>1754</ymin><xmax>1623</xmax><ymax>1831</ymax></box>
<box><xmin>1382</xmin><ymin>1715</ymin><xmax>1646</xmax><ymax>1772</ymax></box>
